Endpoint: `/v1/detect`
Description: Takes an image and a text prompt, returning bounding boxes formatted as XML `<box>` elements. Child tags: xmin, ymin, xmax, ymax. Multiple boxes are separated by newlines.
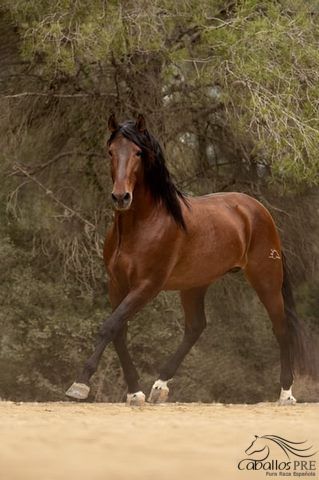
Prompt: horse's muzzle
<box><xmin>111</xmin><ymin>191</ymin><xmax>132</xmax><ymax>211</ymax></box>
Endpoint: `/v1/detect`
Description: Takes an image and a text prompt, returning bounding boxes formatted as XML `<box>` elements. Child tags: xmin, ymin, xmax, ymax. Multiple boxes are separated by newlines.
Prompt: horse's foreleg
<box><xmin>66</xmin><ymin>281</ymin><xmax>158</xmax><ymax>402</ymax></box>
<box><xmin>148</xmin><ymin>286</ymin><xmax>207</xmax><ymax>404</ymax></box>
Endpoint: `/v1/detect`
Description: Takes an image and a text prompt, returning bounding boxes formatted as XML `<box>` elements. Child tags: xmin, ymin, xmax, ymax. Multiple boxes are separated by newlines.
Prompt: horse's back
<box><xmin>165</xmin><ymin>192</ymin><xmax>280</xmax><ymax>290</ymax></box>
<box><xmin>187</xmin><ymin>191</ymin><xmax>278</xmax><ymax>239</ymax></box>
<box><xmin>184</xmin><ymin>191</ymin><xmax>275</xmax><ymax>236</ymax></box>
<box><xmin>189</xmin><ymin>191</ymin><xmax>267</xmax><ymax>213</ymax></box>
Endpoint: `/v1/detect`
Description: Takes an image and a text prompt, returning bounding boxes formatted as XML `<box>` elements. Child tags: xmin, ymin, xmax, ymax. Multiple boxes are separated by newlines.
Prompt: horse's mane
<box><xmin>108</xmin><ymin>120</ymin><xmax>187</xmax><ymax>230</ymax></box>
<box><xmin>262</xmin><ymin>435</ymin><xmax>316</xmax><ymax>459</ymax></box>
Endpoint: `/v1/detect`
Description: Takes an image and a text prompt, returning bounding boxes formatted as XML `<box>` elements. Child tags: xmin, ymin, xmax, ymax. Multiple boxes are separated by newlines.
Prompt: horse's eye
<box><xmin>108</xmin><ymin>151</ymin><xmax>113</xmax><ymax>157</ymax></box>
<box><xmin>136</xmin><ymin>151</ymin><xmax>142</xmax><ymax>157</ymax></box>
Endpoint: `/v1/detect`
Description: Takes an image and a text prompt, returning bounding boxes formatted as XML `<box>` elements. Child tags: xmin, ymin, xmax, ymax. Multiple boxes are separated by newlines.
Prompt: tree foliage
<box><xmin>7</xmin><ymin>0</ymin><xmax>319</xmax><ymax>186</ymax></box>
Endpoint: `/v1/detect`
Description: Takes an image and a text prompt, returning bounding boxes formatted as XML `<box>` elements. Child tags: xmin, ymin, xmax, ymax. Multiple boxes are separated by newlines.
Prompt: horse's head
<box><xmin>245</xmin><ymin>435</ymin><xmax>267</xmax><ymax>457</ymax></box>
<box><xmin>107</xmin><ymin>113</ymin><xmax>147</xmax><ymax>211</ymax></box>
<box><xmin>106</xmin><ymin>113</ymin><xmax>186</xmax><ymax>228</ymax></box>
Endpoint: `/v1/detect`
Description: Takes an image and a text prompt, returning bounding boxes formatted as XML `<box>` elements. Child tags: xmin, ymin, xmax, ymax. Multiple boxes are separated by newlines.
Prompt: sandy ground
<box><xmin>0</xmin><ymin>402</ymin><xmax>318</xmax><ymax>480</ymax></box>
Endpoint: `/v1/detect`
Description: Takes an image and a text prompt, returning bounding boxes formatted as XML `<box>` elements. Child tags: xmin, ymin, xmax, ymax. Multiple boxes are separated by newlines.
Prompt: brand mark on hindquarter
<box><xmin>269</xmin><ymin>249</ymin><xmax>281</xmax><ymax>260</ymax></box>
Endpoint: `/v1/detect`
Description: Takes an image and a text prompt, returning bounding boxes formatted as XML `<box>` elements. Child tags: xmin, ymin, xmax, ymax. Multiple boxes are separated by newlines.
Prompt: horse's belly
<box><xmin>164</xmin><ymin>250</ymin><xmax>240</xmax><ymax>290</ymax></box>
<box><xmin>164</xmin><ymin>269</ymin><xmax>221</xmax><ymax>290</ymax></box>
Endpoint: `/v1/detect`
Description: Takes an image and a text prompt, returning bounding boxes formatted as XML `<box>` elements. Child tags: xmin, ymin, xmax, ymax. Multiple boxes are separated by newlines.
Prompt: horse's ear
<box><xmin>135</xmin><ymin>113</ymin><xmax>146</xmax><ymax>133</ymax></box>
<box><xmin>108</xmin><ymin>113</ymin><xmax>118</xmax><ymax>132</ymax></box>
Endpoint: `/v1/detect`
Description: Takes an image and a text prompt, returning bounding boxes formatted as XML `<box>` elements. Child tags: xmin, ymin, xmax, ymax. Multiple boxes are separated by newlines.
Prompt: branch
<box><xmin>177</xmin><ymin>161</ymin><xmax>237</xmax><ymax>189</ymax></box>
<box><xmin>9</xmin><ymin>150</ymin><xmax>106</xmax><ymax>176</ymax></box>
<box><xmin>0</xmin><ymin>91</ymin><xmax>116</xmax><ymax>99</ymax></box>
<box><xmin>13</xmin><ymin>163</ymin><xmax>96</xmax><ymax>230</ymax></box>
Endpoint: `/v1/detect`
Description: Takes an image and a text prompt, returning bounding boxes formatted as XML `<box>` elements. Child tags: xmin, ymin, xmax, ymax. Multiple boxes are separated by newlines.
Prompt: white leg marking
<box><xmin>126</xmin><ymin>391</ymin><xmax>145</xmax><ymax>406</ymax></box>
<box><xmin>148</xmin><ymin>379</ymin><xmax>171</xmax><ymax>404</ymax></box>
<box><xmin>278</xmin><ymin>386</ymin><xmax>296</xmax><ymax>405</ymax></box>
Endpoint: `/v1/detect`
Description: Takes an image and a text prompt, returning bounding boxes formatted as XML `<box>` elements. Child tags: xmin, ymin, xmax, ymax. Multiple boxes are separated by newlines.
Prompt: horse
<box><xmin>66</xmin><ymin>113</ymin><xmax>317</xmax><ymax>406</ymax></box>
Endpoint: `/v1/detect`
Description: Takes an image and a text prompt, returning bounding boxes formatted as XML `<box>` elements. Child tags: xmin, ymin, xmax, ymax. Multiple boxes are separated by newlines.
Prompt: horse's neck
<box><xmin>259</xmin><ymin>439</ymin><xmax>273</xmax><ymax>451</ymax></box>
<box><xmin>132</xmin><ymin>182</ymin><xmax>156</xmax><ymax>215</ymax></box>
<box><xmin>113</xmin><ymin>183</ymin><xmax>161</xmax><ymax>235</ymax></box>
<box><xmin>255</xmin><ymin>438</ymin><xmax>283</xmax><ymax>458</ymax></box>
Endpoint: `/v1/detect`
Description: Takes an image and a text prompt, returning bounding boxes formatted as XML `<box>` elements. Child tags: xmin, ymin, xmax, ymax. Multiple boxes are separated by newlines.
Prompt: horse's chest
<box><xmin>106</xmin><ymin>248</ymin><xmax>134</xmax><ymax>281</ymax></box>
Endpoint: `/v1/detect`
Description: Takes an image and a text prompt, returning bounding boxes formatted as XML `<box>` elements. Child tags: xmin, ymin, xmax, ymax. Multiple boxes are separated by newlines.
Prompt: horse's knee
<box><xmin>99</xmin><ymin>321</ymin><xmax>119</xmax><ymax>341</ymax></box>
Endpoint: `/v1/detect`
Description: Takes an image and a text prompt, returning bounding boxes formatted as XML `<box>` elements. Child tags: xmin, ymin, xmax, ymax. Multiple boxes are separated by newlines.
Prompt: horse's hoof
<box><xmin>126</xmin><ymin>391</ymin><xmax>145</xmax><ymax>406</ymax></box>
<box><xmin>278</xmin><ymin>388</ymin><xmax>296</xmax><ymax>406</ymax></box>
<box><xmin>278</xmin><ymin>396</ymin><xmax>297</xmax><ymax>406</ymax></box>
<box><xmin>65</xmin><ymin>382</ymin><xmax>90</xmax><ymax>400</ymax></box>
<box><xmin>148</xmin><ymin>379</ymin><xmax>170</xmax><ymax>404</ymax></box>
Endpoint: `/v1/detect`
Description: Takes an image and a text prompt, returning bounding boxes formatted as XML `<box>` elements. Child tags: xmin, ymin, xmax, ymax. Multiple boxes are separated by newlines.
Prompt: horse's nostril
<box><xmin>111</xmin><ymin>192</ymin><xmax>131</xmax><ymax>206</ymax></box>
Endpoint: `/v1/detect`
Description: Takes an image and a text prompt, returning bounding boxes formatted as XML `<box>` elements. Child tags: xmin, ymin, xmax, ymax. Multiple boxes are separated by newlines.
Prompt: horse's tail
<box><xmin>281</xmin><ymin>253</ymin><xmax>319</xmax><ymax>380</ymax></box>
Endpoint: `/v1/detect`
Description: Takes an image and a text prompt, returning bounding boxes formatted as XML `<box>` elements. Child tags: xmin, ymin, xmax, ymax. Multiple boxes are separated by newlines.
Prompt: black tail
<box><xmin>282</xmin><ymin>253</ymin><xmax>319</xmax><ymax>380</ymax></box>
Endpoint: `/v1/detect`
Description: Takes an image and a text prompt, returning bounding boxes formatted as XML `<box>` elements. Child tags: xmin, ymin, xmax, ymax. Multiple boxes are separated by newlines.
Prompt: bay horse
<box><xmin>66</xmin><ymin>114</ymin><xmax>317</xmax><ymax>405</ymax></box>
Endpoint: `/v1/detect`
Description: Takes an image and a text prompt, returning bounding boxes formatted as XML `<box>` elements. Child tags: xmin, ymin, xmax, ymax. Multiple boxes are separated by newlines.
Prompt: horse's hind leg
<box><xmin>148</xmin><ymin>286</ymin><xmax>208</xmax><ymax>404</ymax></box>
<box><xmin>109</xmin><ymin>286</ymin><xmax>145</xmax><ymax>406</ymax></box>
<box><xmin>113</xmin><ymin>325</ymin><xmax>145</xmax><ymax>406</ymax></box>
<box><xmin>244</xmin><ymin>257</ymin><xmax>296</xmax><ymax>405</ymax></box>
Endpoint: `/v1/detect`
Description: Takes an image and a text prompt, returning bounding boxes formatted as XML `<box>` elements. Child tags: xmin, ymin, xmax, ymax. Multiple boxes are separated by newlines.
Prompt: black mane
<box><xmin>108</xmin><ymin>120</ymin><xmax>187</xmax><ymax>230</ymax></box>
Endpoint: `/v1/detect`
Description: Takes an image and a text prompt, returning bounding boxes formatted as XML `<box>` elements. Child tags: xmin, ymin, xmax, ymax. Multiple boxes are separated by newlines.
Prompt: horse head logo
<box><xmin>244</xmin><ymin>435</ymin><xmax>317</xmax><ymax>461</ymax></box>
<box><xmin>245</xmin><ymin>435</ymin><xmax>270</xmax><ymax>461</ymax></box>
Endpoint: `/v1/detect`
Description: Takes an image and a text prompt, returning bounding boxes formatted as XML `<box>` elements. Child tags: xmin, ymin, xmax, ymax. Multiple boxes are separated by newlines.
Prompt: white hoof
<box><xmin>278</xmin><ymin>387</ymin><xmax>296</xmax><ymax>406</ymax></box>
<box><xmin>126</xmin><ymin>391</ymin><xmax>145</xmax><ymax>406</ymax></box>
<box><xmin>65</xmin><ymin>382</ymin><xmax>90</xmax><ymax>400</ymax></box>
<box><xmin>148</xmin><ymin>379</ymin><xmax>170</xmax><ymax>404</ymax></box>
